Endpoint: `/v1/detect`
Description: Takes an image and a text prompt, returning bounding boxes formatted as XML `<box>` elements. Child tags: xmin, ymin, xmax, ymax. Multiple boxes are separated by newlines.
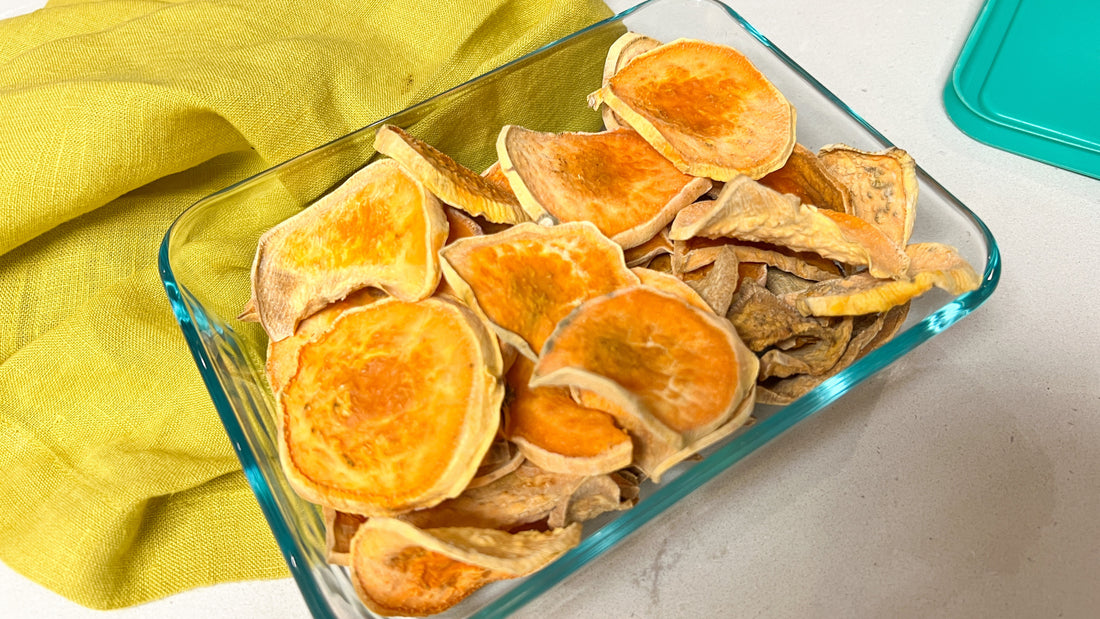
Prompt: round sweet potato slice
<box><xmin>279</xmin><ymin>297</ymin><xmax>504</xmax><ymax>516</ymax></box>
<box><xmin>589</xmin><ymin>38</ymin><xmax>796</xmax><ymax>181</ymax></box>
<box><xmin>374</xmin><ymin>124</ymin><xmax>529</xmax><ymax>224</ymax></box>
<box><xmin>497</xmin><ymin>126</ymin><xmax>711</xmax><ymax>248</ymax></box>
<box><xmin>532</xmin><ymin>286</ymin><xmax>758</xmax><ymax>480</ymax></box>
<box><xmin>249</xmin><ymin>159</ymin><xmax>447</xmax><ymax>341</ymax></box>
<box><xmin>439</xmin><ymin>221</ymin><xmax>639</xmax><ymax>359</ymax></box>
<box><xmin>503</xmin><ymin>356</ymin><xmax>632</xmax><ymax>476</ymax></box>
<box><xmin>265</xmin><ymin>287</ymin><xmax>386</xmax><ymax>395</ymax></box>
<box><xmin>348</xmin><ymin>518</ymin><xmax>581</xmax><ymax>617</ymax></box>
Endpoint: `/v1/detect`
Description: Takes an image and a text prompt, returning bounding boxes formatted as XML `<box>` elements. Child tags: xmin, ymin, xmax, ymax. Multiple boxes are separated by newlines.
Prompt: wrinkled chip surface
<box><xmin>819</xmin><ymin>144</ymin><xmax>918</xmax><ymax>245</ymax></box>
<box><xmin>591</xmin><ymin>38</ymin><xmax>795</xmax><ymax>181</ymax></box>
<box><xmin>504</xmin><ymin>357</ymin><xmax>632</xmax><ymax>476</ymax></box>
<box><xmin>671</xmin><ymin>174</ymin><xmax>910</xmax><ymax>279</ymax></box>
<box><xmin>439</xmin><ymin>221</ymin><xmax>638</xmax><ymax>359</ymax></box>
<box><xmin>250</xmin><ymin>159</ymin><xmax>447</xmax><ymax>341</ymax></box>
<box><xmin>759</xmin><ymin>143</ymin><xmax>852</xmax><ymax>214</ymax></box>
<box><xmin>497</xmin><ymin>126</ymin><xmax>710</xmax><ymax>248</ymax></box>
<box><xmin>279</xmin><ymin>298</ymin><xmax>503</xmax><ymax>515</ymax></box>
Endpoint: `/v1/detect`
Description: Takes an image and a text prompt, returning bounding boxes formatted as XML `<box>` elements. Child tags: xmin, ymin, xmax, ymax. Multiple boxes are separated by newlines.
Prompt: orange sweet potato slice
<box><xmin>439</xmin><ymin>221</ymin><xmax>639</xmax><ymax>359</ymax></box>
<box><xmin>670</xmin><ymin>174</ymin><xmax>910</xmax><ymax>279</ymax></box>
<box><xmin>374</xmin><ymin>124</ymin><xmax>529</xmax><ymax>225</ymax></box>
<box><xmin>819</xmin><ymin>144</ymin><xmax>918</xmax><ymax>245</ymax></box>
<box><xmin>600</xmin><ymin>32</ymin><xmax>663</xmax><ymax>131</ymax></box>
<box><xmin>249</xmin><ymin>159</ymin><xmax>447</xmax><ymax>341</ymax></box>
<box><xmin>265</xmin><ymin>287</ymin><xmax>386</xmax><ymax>394</ymax></box>
<box><xmin>479</xmin><ymin>161</ymin><xmax>515</xmax><ymax>196</ymax></box>
<box><xmin>679</xmin><ymin>245</ymin><xmax>741</xmax><ymax>315</ymax></box>
<box><xmin>589</xmin><ymin>38</ymin><xmax>796</xmax><ymax>181</ymax></box>
<box><xmin>278</xmin><ymin>297</ymin><xmax>503</xmax><ymax>516</ymax></box>
<box><xmin>759</xmin><ymin>143</ymin><xmax>852</xmax><ymax>214</ymax></box>
<box><xmin>532</xmin><ymin>286</ymin><xmax>758</xmax><ymax>480</ymax></box>
<box><xmin>630</xmin><ymin>266</ymin><xmax>712</xmax><ymax>312</ymax></box>
<box><xmin>503</xmin><ymin>357</ymin><xmax>632</xmax><ymax>476</ymax></box>
<box><xmin>497</xmin><ymin>126</ymin><xmax>711</xmax><ymax>248</ymax></box>
<box><xmin>784</xmin><ymin>242</ymin><xmax>980</xmax><ymax>316</ymax></box>
<box><xmin>349</xmin><ymin>518</ymin><xmax>581</xmax><ymax>617</ymax></box>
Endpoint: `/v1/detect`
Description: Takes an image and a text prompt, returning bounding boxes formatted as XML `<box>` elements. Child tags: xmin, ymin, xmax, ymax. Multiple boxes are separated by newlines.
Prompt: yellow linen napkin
<box><xmin>0</xmin><ymin>0</ymin><xmax>612</xmax><ymax>609</ymax></box>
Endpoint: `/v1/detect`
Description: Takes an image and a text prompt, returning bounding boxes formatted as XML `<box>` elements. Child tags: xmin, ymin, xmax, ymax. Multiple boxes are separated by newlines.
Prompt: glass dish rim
<box><xmin>158</xmin><ymin>0</ymin><xmax>1002</xmax><ymax>616</ymax></box>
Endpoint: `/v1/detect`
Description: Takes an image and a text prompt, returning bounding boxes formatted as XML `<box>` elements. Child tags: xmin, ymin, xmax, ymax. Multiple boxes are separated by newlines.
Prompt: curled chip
<box><xmin>819</xmin><ymin>144</ymin><xmax>919</xmax><ymax>245</ymax></box>
<box><xmin>589</xmin><ymin>38</ymin><xmax>796</xmax><ymax>181</ymax></box>
<box><xmin>248</xmin><ymin>159</ymin><xmax>447</xmax><ymax>341</ymax></box>
<box><xmin>349</xmin><ymin>518</ymin><xmax>581</xmax><ymax>617</ymax></box>
<box><xmin>497</xmin><ymin>125</ymin><xmax>711</xmax><ymax>248</ymax></box>
<box><xmin>532</xmin><ymin>286</ymin><xmax>757</xmax><ymax>480</ymax></box>
<box><xmin>503</xmin><ymin>357</ymin><xmax>633</xmax><ymax>476</ymax></box>
<box><xmin>759</xmin><ymin>143</ymin><xmax>852</xmax><ymax>214</ymax></box>
<box><xmin>374</xmin><ymin>124</ymin><xmax>529</xmax><ymax>224</ymax></box>
<box><xmin>600</xmin><ymin>32</ymin><xmax>663</xmax><ymax>131</ymax></box>
<box><xmin>439</xmin><ymin>221</ymin><xmax>638</xmax><ymax>359</ymax></box>
<box><xmin>279</xmin><ymin>297</ymin><xmax>503</xmax><ymax>516</ymax></box>
<box><xmin>785</xmin><ymin>242</ymin><xmax>981</xmax><ymax>316</ymax></box>
<box><xmin>670</xmin><ymin>174</ymin><xmax>910</xmax><ymax>279</ymax></box>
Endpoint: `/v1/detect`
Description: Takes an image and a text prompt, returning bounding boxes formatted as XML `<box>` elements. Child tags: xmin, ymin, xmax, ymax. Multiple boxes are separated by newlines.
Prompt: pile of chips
<box><xmin>243</xmin><ymin>33</ymin><xmax>980</xmax><ymax>616</ymax></box>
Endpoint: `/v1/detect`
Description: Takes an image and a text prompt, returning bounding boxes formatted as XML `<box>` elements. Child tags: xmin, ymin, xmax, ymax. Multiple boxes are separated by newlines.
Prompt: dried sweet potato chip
<box><xmin>266</xmin><ymin>287</ymin><xmax>386</xmax><ymax>394</ymax></box>
<box><xmin>402</xmin><ymin>460</ymin><xmax>593</xmax><ymax>532</ymax></box>
<box><xmin>439</xmin><ymin>221</ymin><xmax>638</xmax><ymax>359</ymax></box>
<box><xmin>349</xmin><ymin>518</ymin><xmax>581</xmax><ymax>617</ymax></box>
<box><xmin>503</xmin><ymin>357</ymin><xmax>632</xmax><ymax>476</ymax></box>
<box><xmin>670</xmin><ymin>174</ymin><xmax>910</xmax><ymax>279</ymax></box>
<box><xmin>600</xmin><ymin>32</ymin><xmax>663</xmax><ymax>131</ymax></box>
<box><xmin>249</xmin><ymin>159</ymin><xmax>447</xmax><ymax>341</ymax></box>
<box><xmin>497</xmin><ymin>126</ymin><xmax>710</xmax><ymax>248</ymax></box>
<box><xmin>759</xmin><ymin>143</ymin><xmax>852</xmax><ymax>213</ymax></box>
<box><xmin>590</xmin><ymin>38</ymin><xmax>796</xmax><ymax>181</ymax></box>
<box><xmin>725</xmin><ymin>278</ymin><xmax>826</xmax><ymax>352</ymax></box>
<box><xmin>533</xmin><ymin>286</ymin><xmax>757</xmax><ymax>480</ymax></box>
<box><xmin>756</xmin><ymin>303</ymin><xmax>909</xmax><ymax>405</ymax></box>
<box><xmin>375</xmin><ymin>124</ymin><xmax>529</xmax><ymax>225</ymax></box>
<box><xmin>623</xmin><ymin>226</ymin><xmax>673</xmax><ymax>267</ymax></box>
<box><xmin>785</xmin><ymin>242</ymin><xmax>980</xmax><ymax>316</ymax></box>
<box><xmin>323</xmin><ymin>506</ymin><xmax>368</xmax><ymax>567</ymax></box>
<box><xmin>673</xmin><ymin>236</ymin><xmax>841</xmax><ymax>281</ymax></box>
<box><xmin>679</xmin><ymin>246</ymin><xmax>742</xmax><ymax>315</ymax></box>
<box><xmin>630</xmin><ymin>266</ymin><xmax>711</xmax><ymax>312</ymax></box>
<box><xmin>819</xmin><ymin>144</ymin><xmax>918</xmax><ymax>245</ymax></box>
<box><xmin>279</xmin><ymin>297</ymin><xmax>503</xmax><ymax>516</ymax></box>
<box><xmin>758</xmin><ymin>317</ymin><xmax>853</xmax><ymax>379</ymax></box>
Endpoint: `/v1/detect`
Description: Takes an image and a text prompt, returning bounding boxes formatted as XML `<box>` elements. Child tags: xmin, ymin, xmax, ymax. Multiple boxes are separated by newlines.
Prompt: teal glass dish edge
<box><xmin>157</xmin><ymin>0</ymin><xmax>1002</xmax><ymax>617</ymax></box>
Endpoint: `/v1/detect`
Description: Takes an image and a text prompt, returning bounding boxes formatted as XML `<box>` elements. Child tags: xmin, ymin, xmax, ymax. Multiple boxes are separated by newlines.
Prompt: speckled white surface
<box><xmin>2</xmin><ymin>0</ymin><xmax>1098</xmax><ymax>617</ymax></box>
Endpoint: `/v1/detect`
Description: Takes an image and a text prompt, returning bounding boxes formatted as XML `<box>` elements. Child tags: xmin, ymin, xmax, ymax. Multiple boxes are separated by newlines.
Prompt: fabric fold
<box><xmin>0</xmin><ymin>0</ymin><xmax>613</xmax><ymax>608</ymax></box>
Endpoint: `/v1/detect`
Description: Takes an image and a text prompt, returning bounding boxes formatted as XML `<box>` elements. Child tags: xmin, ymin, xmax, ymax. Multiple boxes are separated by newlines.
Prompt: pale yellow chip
<box><xmin>819</xmin><ymin>144</ymin><xmax>919</xmax><ymax>245</ymax></box>
<box><xmin>670</xmin><ymin>174</ymin><xmax>910</xmax><ymax>279</ymax></box>
<box><xmin>374</xmin><ymin>124</ymin><xmax>530</xmax><ymax>224</ymax></box>
<box><xmin>785</xmin><ymin>242</ymin><xmax>980</xmax><ymax>316</ymax></box>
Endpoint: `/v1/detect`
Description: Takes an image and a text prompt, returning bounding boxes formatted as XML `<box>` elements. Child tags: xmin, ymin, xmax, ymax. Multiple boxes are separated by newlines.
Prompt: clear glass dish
<box><xmin>158</xmin><ymin>0</ymin><xmax>1001</xmax><ymax>616</ymax></box>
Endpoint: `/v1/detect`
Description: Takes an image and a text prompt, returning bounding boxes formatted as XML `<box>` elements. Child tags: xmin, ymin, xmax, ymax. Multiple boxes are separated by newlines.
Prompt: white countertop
<box><xmin>2</xmin><ymin>0</ymin><xmax>1098</xmax><ymax>617</ymax></box>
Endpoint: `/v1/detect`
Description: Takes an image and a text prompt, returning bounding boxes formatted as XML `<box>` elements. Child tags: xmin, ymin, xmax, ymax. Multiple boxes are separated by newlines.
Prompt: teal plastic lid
<box><xmin>944</xmin><ymin>0</ymin><xmax>1100</xmax><ymax>179</ymax></box>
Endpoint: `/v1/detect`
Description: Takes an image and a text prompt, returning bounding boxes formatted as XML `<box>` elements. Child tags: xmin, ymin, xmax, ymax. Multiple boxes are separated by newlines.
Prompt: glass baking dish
<box><xmin>158</xmin><ymin>0</ymin><xmax>1000</xmax><ymax>616</ymax></box>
